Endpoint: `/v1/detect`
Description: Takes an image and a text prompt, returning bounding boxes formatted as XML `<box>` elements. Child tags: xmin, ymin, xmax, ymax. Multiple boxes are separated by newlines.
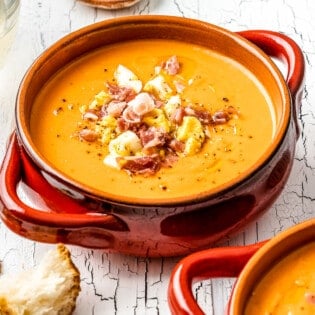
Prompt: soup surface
<box><xmin>245</xmin><ymin>241</ymin><xmax>315</xmax><ymax>315</ymax></box>
<box><xmin>30</xmin><ymin>39</ymin><xmax>276</xmax><ymax>202</ymax></box>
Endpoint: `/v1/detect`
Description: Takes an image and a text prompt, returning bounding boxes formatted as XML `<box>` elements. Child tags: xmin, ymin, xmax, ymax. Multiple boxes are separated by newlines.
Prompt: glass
<box><xmin>0</xmin><ymin>0</ymin><xmax>20</xmax><ymax>66</ymax></box>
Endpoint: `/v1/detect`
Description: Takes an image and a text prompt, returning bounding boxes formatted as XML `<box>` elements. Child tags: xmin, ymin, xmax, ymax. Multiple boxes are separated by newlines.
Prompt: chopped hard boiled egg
<box><xmin>114</xmin><ymin>64</ymin><xmax>142</xmax><ymax>93</ymax></box>
<box><xmin>103</xmin><ymin>130</ymin><xmax>142</xmax><ymax>169</ymax></box>
<box><xmin>185</xmin><ymin>137</ymin><xmax>204</xmax><ymax>155</ymax></box>
<box><xmin>89</xmin><ymin>90</ymin><xmax>112</xmax><ymax>109</ymax></box>
<box><xmin>104</xmin><ymin>131</ymin><xmax>142</xmax><ymax>169</ymax></box>
<box><xmin>143</xmin><ymin>108</ymin><xmax>171</xmax><ymax>133</ymax></box>
<box><xmin>143</xmin><ymin>74</ymin><xmax>173</xmax><ymax>101</ymax></box>
<box><xmin>164</xmin><ymin>94</ymin><xmax>181</xmax><ymax>118</ymax></box>
<box><xmin>176</xmin><ymin>116</ymin><xmax>205</xmax><ymax>155</ymax></box>
<box><xmin>108</xmin><ymin>130</ymin><xmax>142</xmax><ymax>157</ymax></box>
<box><xmin>94</xmin><ymin>115</ymin><xmax>117</xmax><ymax>144</ymax></box>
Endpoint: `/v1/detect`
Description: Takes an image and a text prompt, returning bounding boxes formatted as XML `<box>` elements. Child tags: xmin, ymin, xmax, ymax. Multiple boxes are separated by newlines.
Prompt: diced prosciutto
<box><xmin>122</xmin><ymin>105</ymin><xmax>141</xmax><ymax>123</ymax></box>
<box><xmin>139</xmin><ymin>127</ymin><xmax>168</xmax><ymax>148</ymax></box>
<box><xmin>82</xmin><ymin>110</ymin><xmax>99</xmax><ymax>121</ymax></box>
<box><xmin>171</xmin><ymin>107</ymin><xmax>185</xmax><ymax>125</ymax></box>
<box><xmin>116</xmin><ymin>117</ymin><xmax>131</xmax><ymax>132</ymax></box>
<box><xmin>212</xmin><ymin>110</ymin><xmax>230</xmax><ymax>124</ymax></box>
<box><xmin>161</xmin><ymin>150</ymin><xmax>179</xmax><ymax>167</ymax></box>
<box><xmin>79</xmin><ymin>129</ymin><xmax>98</xmax><ymax>142</ymax></box>
<box><xmin>154</xmin><ymin>99</ymin><xmax>164</xmax><ymax>108</ymax></box>
<box><xmin>162</xmin><ymin>55</ymin><xmax>180</xmax><ymax>75</ymax></box>
<box><xmin>105</xmin><ymin>101</ymin><xmax>127</xmax><ymax>118</ymax></box>
<box><xmin>121</xmin><ymin>92</ymin><xmax>156</xmax><ymax>124</ymax></box>
<box><xmin>184</xmin><ymin>106</ymin><xmax>228</xmax><ymax>125</ymax></box>
<box><xmin>120</xmin><ymin>156</ymin><xmax>161</xmax><ymax>175</ymax></box>
<box><xmin>184</xmin><ymin>106</ymin><xmax>196</xmax><ymax>116</ymax></box>
<box><xmin>174</xmin><ymin>80</ymin><xmax>185</xmax><ymax>93</ymax></box>
<box><xmin>106</xmin><ymin>82</ymin><xmax>136</xmax><ymax>102</ymax></box>
<box><xmin>127</xmin><ymin>92</ymin><xmax>155</xmax><ymax>116</ymax></box>
<box><xmin>305</xmin><ymin>292</ymin><xmax>315</xmax><ymax>305</ymax></box>
<box><xmin>193</xmin><ymin>108</ymin><xmax>212</xmax><ymax>124</ymax></box>
<box><xmin>168</xmin><ymin>139</ymin><xmax>185</xmax><ymax>153</ymax></box>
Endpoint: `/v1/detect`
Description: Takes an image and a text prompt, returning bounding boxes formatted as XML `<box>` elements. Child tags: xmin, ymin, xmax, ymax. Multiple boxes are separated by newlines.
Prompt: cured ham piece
<box><xmin>120</xmin><ymin>155</ymin><xmax>161</xmax><ymax>175</ymax></box>
<box><xmin>305</xmin><ymin>292</ymin><xmax>315</xmax><ymax>305</ymax></box>
<box><xmin>162</xmin><ymin>55</ymin><xmax>180</xmax><ymax>75</ymax></box>
<box><xmin>105</xmin><ymin>101</ymin><xmax>127</xmax><ymax>118</ymax></box>
<box><xmin>171</xmin><ymin>107</ymin><xmax>185</xmax><ymax>125</ymax></box>
<box><xmin>82</xmin><ymin>110</ymin><xmax>99</xmax><ymax>121</ymax></box>
<box><xmin>168</xmin><ymin>139</ymin><xmax>185</xmax><ymax>153</ymax></box>
<box><xmin>122</xmin><ymin>105</ymin><xmax>141</xmax><ymax>123</ymax></box>
<box><xmin>121</xmin><ymin>92</ymin><xmax>156</xmax><ymax>123</ymax></box>
<box><xmin>174</xmin><ymin>80</ymin><xmax>185</xmax><ymax>93</ymax></box>
<box><xmin>212</xmin><ymin>110</ymin><xmax>230</xmax><ymax>124</ymax></box>
<box><xmin>139</xmin><ymin>127</ymin><xmax>168</xmax><ymax>148</ymax></box>
<box><xmin>127</xmin><ymin>92</ymin><xmax>155</xmax><ymax>116</ymax></box>
<box><xmin>116</xmin><ymin>117</ymin><xmax>131</xmax><ymax>132</ymax></box>
<box><xmin>106</xmin><ymin>82</ymin><xmax>136</xmax><ymax>102</ymax></box>
<box><xmin>79</xmin><ymin>129</ymin><xmax>98</xmax><ymax>142</ymax></box>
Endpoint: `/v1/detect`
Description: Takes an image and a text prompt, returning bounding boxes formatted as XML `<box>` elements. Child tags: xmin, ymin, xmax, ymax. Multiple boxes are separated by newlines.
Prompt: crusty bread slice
<box><xmin>78</xmin><ymin>0</ymin><xmax>141</xmax><ymax>10</ymax></box>
<box><xmin>0</xmin><ymin>244</ymin><xmax>80</xmax><ymax>315</ymax></box>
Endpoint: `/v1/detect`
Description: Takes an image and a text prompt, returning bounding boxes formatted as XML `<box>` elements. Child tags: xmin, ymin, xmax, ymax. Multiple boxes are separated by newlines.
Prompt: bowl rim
<box><xmin>15</xmin><ymin>15</ymin><xmax>291</xmax><ymax>206</ymax></box>
<box><xmin>229</xmin><ymin>218</ymin><xmax>315</xmax><ymax>313</ymax></box>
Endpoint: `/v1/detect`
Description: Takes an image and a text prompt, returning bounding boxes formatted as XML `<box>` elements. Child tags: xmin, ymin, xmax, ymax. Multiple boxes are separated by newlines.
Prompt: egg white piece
<box><xmin>114</xmin><ymin>64</ymin><xmax>142</xmax><ymax>93</ymax></box>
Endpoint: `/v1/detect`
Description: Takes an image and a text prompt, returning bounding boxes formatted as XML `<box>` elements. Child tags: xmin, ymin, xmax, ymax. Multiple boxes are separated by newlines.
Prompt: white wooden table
<box><xmin>1</xmin><ymin>1</ymin><xmax>314</xmax><ymax>314</ymax></box>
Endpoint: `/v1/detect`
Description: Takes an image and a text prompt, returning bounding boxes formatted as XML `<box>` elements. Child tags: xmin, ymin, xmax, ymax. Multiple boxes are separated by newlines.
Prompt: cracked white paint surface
<box><xmin>0</xmin><ymin>0</ymin><xmax>314</xmax><ymax>314</ymax></box>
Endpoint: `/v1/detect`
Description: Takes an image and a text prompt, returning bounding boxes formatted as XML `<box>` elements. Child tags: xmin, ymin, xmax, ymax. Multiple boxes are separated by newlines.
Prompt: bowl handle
<box><xmin>238</xmin><ymin>30</ymin><xmax>305</xmax><ymax>138</ymax></box>
<box><xmin>0</xmin><ymin>132</ymin><xmax>128</xmax><ymax>245</ymax></box>
<box><xmin>168</xmin><ymin>241</ymin><xmax>265</xmax><ymax>315</ymax></box>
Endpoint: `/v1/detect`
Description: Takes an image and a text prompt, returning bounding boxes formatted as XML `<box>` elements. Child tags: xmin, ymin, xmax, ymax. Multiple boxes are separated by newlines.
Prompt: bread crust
<box><xmin>0</xmin><ymin>244</ymin><xmax>81</xmax><ymax>315</ymax></box>
<box><xmin>78</xmin><ymin>0</ymin><xmax>141</xmax><ymax>10</ymax></box>
<box><xmin>0</xmin><ymin>298</ymin><xmax>12</xmax><ymax>315</ymax></box>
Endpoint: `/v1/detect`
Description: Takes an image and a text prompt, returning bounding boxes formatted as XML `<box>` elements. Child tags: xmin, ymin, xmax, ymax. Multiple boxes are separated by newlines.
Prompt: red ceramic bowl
<box><xmin>0</xmin><ymin>16</ymin><xmax>304</xmax><ymax>257</ymax></box>
<box><xmin>168</xmin><ymin>219</ymin><xmax>315</xmax><ymax>314</ymax></box>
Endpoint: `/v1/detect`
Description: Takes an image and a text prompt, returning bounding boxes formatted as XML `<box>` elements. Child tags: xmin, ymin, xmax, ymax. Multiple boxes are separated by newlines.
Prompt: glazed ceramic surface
<box><xmin>0</xmin><ymin>16</ymin><xmax>304</xmax><ymax>257</ymax></box>
<box><xmin>168</xmin><ymin>219</ymin><xmax>315</xmax><ymax>314</ymax></box>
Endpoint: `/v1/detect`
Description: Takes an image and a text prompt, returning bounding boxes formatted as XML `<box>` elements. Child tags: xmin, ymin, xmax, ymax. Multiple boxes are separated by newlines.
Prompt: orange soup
<box><xmin>245</xmin><ymin>241</ymin><xmax>315</xmax><ymax>314</ymax></box>
<box><xmin>30</xmin><ymin>39</ymin><xmax>276</xmax><ymax>202</ymax></box>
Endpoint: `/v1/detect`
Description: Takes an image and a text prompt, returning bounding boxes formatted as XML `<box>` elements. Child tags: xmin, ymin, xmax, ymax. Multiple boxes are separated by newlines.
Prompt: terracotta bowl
<box><xmin>168</xmin><ymin>219</ymin><xmax>315</xmax><ymax>314</ymax></box>
<box><xmin>0</xmin><ymin>16</ymin><xmax>304</xmax><ymax>257</ymax></box>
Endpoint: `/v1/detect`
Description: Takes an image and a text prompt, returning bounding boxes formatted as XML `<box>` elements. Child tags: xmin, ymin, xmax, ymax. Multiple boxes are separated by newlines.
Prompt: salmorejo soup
<box><xmin>30</xmin><ymin>39</ymin><xmax>276</xmax><ymax>202</ymax></box>
<box><xmin>245</xmin><ymin>241</ymin><xmax>315</xmax><ymax>314</ymax></box>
